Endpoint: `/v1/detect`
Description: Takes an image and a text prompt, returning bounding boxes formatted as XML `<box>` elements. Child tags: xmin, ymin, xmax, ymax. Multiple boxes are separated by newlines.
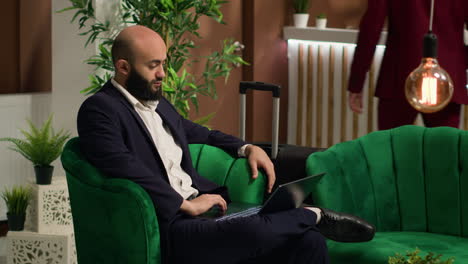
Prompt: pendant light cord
<box><xmin>429</xmin><ymin>0</ymin><xmax>434</xmax><ymax>32</ymax></box>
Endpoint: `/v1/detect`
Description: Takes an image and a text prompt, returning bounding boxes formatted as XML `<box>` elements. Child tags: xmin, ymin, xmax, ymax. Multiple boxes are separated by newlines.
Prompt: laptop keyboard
<box><xmin>215</xmin><ymin>206</ymin><xmax>262</xmax><ymax>222</ymax></box>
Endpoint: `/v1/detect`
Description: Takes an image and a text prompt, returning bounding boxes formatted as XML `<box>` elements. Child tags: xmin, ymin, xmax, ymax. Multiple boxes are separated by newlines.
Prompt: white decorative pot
<box><xmin>293</xmin><ymin>13</ymin><xmax>309</xmax><ymax>28</ymax></box>
<box><xmin>316</xmin><ymin>18</ymin><xmax>327</xmax><ymax>29</ymax></box>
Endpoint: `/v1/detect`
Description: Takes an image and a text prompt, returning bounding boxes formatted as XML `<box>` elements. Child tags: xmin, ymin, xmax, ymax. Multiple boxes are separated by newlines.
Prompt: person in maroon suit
<box><xmin>348</xmin><ymin>0</ymin><xmax>468</xmax><ymax>129</ymax></box>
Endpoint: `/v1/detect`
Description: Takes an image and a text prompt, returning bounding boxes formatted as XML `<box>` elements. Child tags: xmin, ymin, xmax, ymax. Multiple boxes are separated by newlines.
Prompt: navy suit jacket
<box><xmin>77</xmin><ymin>81</ymin><xmax>246</xmax><ymax>257</ymax></box>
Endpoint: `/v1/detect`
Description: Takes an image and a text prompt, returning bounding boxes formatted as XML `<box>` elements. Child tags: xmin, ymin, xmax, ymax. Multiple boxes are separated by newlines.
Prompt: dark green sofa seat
<box><xmin>306</xmin><ymin>125</ymin><xmax>468</xmax><ymax>263</ymax></box>
<box><xmin>61</xmin><ymin>138</ymin><xmax>265</xmax><ymax>264</ymax></box>
<box><xmin>326</xmin><ymin>232</ymin><xmax>468</xmax><ymax>263</ymax></box>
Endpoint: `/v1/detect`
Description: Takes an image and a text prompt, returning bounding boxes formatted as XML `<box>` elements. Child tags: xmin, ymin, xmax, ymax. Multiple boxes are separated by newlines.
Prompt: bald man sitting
<box><xmin>77</xmin><ymin>25</ymin><xmax>374</xmax><ymax>264</ymax></box>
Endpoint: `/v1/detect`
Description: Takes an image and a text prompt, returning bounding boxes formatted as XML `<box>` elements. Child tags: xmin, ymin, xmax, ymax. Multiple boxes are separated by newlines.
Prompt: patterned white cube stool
<box><xmin>6</xmin><ymin>231</ymin><xmax>77</xmax><ymax>264</ymax></box>
<box><xmin>24</xmin><ymin>176</ymin><xmax>74</xmax><ymax>234</ymax></box>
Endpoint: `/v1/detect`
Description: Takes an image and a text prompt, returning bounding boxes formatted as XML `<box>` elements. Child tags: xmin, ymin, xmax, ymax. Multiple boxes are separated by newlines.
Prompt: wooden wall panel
<box><xmin>19</xmin><ymin>0</ymin><xmax>52</xmax><ymax>93</ymax></box>
<box><xmin>1</xmin><ymin>0</ymin><xmax>51</xmax><ymax>94</ymax></box>
<box><xmin>1</xmin><ymin>0</ymin><xmax>20</xmax><ymax>94</ymax></box>
<box><xmin>296</xmin><ymin>44</ymin><xmax>304</xmax><ymax>145</ymax></box>
<box><xmin>306</xmin><ymin>45</ymin><xmax>314</xmax><ymax>147</ymax></box>
<box><xmin>316</xmin><ymin>45</ymin><xmax>324</xmax><ymax>147</ymax></box>
<box><xmin>367</xmin><ymin>62</ymin><xmax>375</xmax><ymax>133</ymax></box>
<box><xmin>241</xmin><ymin>0</ymin><xmax>289</xmax><ymax>142</ymax></box>
<box><xmin>327</xmin><ymin>46</ymin><xmax>335</xmax><ymax>147</ymax></box>
<box><xmin>341</xmin><ymin>46</ymin><xmax>349</xmax><ymax>142</ymax></box>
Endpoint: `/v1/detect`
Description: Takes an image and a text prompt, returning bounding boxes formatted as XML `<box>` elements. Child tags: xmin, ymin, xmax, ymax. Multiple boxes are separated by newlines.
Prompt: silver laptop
<box><xmin>200</xmin><ymin>172</ymin><xmax>326</xmax><ymax>222</ymax></box>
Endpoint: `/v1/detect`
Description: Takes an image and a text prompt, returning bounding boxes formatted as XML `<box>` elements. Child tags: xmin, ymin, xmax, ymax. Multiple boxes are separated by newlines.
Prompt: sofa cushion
<box><xmin>327</xmin><ymin>232</ymin><xmax>468</xmax><ymax>263</ymax></box>
<box><xmin>189</xmin><ymin>144</ymin><xmax>265</xmax><ymax>204</ymax></box>
<box><xmin>306</xmin><ymin>125</ymin><xmax>468</xmax><ymax>237</ymax></box>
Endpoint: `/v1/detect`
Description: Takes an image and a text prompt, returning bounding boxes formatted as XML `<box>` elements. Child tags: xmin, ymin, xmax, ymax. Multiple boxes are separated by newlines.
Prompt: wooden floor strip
<box><xmin>352</xmin><ymin>112</ymin><xmax>359</xmax><ymax>139</ymax></box>
<box><xmin>296</xmin><ymin>43</ymin><xmax>304</xmax><ymax>145</ymax></box>
<box><xmin>306</xmin><ymin>45</ymin><xmax>314</xmax><ymax>147</ymax></box>
<box><xmin>316</xmin><ymin>45</ymin><xmax>324</xmax><ymax>147</ymax></box>
<box><xmin>327</xmin><ymin>46</ymin><xmax>335</xmax><ymax>147</ymax></box>
<box><xmin>341</xmin><ymin>46</ymin><xmax>348</xmax><ymax>143</ymax></box>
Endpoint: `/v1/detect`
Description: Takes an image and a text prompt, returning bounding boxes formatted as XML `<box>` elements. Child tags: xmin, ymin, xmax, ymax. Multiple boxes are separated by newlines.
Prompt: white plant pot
<box><xmin>293</xmin><ymin>14</ymin><xmax>309</xmax><ymax>28</ymax></box>
<box><xmin>316</xmin><ymin>18</ymin><xmax>327</xmax><ymax>29</ymax></box>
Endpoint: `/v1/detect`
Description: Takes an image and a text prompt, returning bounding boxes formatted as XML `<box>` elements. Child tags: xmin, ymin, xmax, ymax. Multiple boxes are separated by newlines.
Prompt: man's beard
<box><xmin>125</xmin><ymin>68</ymin><xmax>163</xmax><ymax>101</ymax></box>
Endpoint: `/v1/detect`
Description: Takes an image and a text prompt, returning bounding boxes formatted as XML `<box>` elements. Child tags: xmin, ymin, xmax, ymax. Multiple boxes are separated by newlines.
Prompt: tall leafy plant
<box><xmin>59</xmin><ymin>0</ymin><xmax>248</xmax><ymax>121</ymax></box>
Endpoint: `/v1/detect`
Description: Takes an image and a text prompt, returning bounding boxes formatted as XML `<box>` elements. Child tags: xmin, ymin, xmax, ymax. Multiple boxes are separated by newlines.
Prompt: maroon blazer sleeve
<box><xmin>348</xmin><ymin>0</ymin><xmax>388</xmax><ymax>94</ymax></box>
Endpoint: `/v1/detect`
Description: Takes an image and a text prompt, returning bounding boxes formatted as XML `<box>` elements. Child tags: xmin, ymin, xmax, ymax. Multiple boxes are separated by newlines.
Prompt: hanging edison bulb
<box><xmin>405</xmin><ymin>33</ymin><xmax>454</xmax><ymax>113</ymax></box>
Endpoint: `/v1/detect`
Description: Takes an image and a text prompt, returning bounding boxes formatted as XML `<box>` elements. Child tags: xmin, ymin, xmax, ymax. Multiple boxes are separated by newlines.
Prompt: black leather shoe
<box><xmin>317</xmin><ymin>208</ymin><xmax>375</xmax><ymax>242</ymax></box>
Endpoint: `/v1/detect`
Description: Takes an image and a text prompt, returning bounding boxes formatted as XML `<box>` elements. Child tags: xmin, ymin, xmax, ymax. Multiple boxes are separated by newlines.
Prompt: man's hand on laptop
<box><xmin>245</xmin><ymin>145</ymin><xmax>276</xmax><ymax>193</ymax></box>
<box><xmin>180</xmin><ymin>194</ymin><xmax>227</xmax><ymax>216</ymax></box>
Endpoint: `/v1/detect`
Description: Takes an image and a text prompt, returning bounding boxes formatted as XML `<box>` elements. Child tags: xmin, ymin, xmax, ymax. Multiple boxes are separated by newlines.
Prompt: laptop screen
<box><xmin>259</xmin><ymin>172</ymin><xmax>325</xmax><ymax>214</ymax></box>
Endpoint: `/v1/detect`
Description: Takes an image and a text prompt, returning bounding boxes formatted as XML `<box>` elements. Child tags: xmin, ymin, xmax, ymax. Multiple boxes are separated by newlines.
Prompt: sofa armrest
<box><xmin>190</xmin><ymin>144</ymin><xmax>265</xmax><ymax>205</ymax></box>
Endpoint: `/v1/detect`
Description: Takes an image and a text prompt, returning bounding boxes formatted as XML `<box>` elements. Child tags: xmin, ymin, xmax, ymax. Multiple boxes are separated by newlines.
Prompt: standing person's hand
<box><xmin>180</xmin><ymin>194</ymin><xmax>227</xmax><ymax>216</ymax></box>
<box><xmin>245</xmin><ymin>145</ymin><xmax>276</xmax><ymax>193</ymax></box>
<box><xmin>349</xmin><ymin>92</ymin><xmax>364</xmax><ymax>114</ymax></box>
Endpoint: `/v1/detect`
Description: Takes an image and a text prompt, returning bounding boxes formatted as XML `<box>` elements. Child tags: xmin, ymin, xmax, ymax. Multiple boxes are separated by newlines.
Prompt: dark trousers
<box><xmin>378</xmin><ymin>98</ymin><xmax>461</xmax><ymax>130</ymax></box>
<box><xmin>169</xmin><ymin>208</ymin><xmax>329</xmax><ymax>264</ymax></box>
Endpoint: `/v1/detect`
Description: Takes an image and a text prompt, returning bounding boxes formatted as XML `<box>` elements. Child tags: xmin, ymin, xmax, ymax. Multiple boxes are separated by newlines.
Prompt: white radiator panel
<box><xmin>287</xmin><ymin>39</ymin><xmax>467</xmax><ymax>148</ymax></box>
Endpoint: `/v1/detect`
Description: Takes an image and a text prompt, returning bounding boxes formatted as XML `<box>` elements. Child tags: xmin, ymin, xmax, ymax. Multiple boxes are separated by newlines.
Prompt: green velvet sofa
<box><xmin>306</xmin><ymin>125</ymin><xmax>468</xmax><ymax>263</ymax></box>
<box><xmin>61</xmin><ymin>138</ymin><xmax>266</xmax><ymax>264</ymax></box>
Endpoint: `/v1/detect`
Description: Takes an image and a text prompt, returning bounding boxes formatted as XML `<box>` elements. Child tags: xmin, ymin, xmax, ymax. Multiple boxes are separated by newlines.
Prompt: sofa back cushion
<box><xmin>306</xmin><ymin>125</ymin><xmax>468</xmax><ymax>237</ymax></box>
<box><xmin>189</xmin><ymin>144</ymin><xmax>265</xmax><ymax>205</ymax></box>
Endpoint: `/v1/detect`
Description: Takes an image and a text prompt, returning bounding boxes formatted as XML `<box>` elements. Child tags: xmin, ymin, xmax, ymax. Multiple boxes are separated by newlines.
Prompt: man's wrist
<box><xmin>180</xmin><ymin>199</ymin><xmax>193</xmax><ymax>214</ymax></box>
<box><xmin>238</xmin><ymin>144</ymin><xmax>252</xmax><ymax>157</ymax></box>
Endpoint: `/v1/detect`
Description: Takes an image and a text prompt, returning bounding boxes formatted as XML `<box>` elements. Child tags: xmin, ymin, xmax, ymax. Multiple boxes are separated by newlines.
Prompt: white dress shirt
<box><xmin>112</xmin><ymin>79</ymin><xmax>199</xmax><ymax>199</ymax></box>
<box><xmin>111</xmin><ymin>79</ymin><xmax>250</xmax><ymax>200</ymax></box>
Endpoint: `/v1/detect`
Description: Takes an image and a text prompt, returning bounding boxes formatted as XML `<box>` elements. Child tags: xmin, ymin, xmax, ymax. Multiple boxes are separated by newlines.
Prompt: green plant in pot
<box><xmin>315</xmin><ymin>13</ymin><xmax>327</xmax><ymax>29</ymax></box>
<box><xmin>293</xmin><ymin>0</ymin><xmax>311</xmax><ymax>27</ymax></box>
<box><xmin>1</xmin><ymin>185</ymin><xmax>32</xmax><ymax>231</ymax></box>
<box><xmin>59</xmin><ymin>0</ymin><xmax>248</xmax><ymax>125</ymax></box>
<box><xmin>316</xmin><ymin>13</ymin><xmax>327</xmax><ymax>19</ymax></box>
<box><xmin>0</xmin><ymin>115</ymin><xmax>70</xmax><ymax>185</ymax></box>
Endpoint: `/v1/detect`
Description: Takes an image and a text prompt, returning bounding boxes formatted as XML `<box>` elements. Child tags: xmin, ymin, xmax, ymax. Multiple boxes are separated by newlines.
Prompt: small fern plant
<box><xmin>389</xmin><ymin>248</ymin><xmax>455</xmax><ymax>264</ymax></box>
<box><xmin>0</xmin><ymin>115</ymin><xmax>71</xmax><ymax>167</ymax></box>
<box><xmin>1</xmin><ymin>185</ymin><xmax>32</xmax><ymax>216</ymax></box>
<box><xmin>317</xmin><ymin>13</ymin><xmax>327</xmax><ymax>19</ymax></box>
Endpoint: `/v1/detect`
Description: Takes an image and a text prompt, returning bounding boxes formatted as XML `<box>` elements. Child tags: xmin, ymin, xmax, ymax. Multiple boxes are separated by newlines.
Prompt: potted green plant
<box><xmin>293</xmin><ymin>0</ymin><xmax>310</xmax><ymax>27</ymax></box>
<box><xmin>59</xmin><ymin>0</ymin><xmax>248</xmax><ymax>125</ymax></box>
<box><xmin>316</xmin><ymin>13</ymin><xmax>327</xmax><ymax>29</ymax></box>
<box><xmin>389</xmin><ymin>248</ymin><xmax>455</xmax><ymax>264</ymax></box>
<box><xmin>0</xmin><ymin>115</ymin><xmax>70</xmax><ymax>185</ymax></box>
<box><xmin>1</xmin><ymin>185</ymin><xmax>32</xmax><ymax>231</ymax></box>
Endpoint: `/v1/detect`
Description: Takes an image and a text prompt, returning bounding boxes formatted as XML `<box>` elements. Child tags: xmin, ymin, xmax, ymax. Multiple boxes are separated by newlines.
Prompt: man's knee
<box><xmin>300</xmin><ymin>230</ymin><xmax>328</xmax><ymax>251</ymax></box>
<box><xmin>281</xmin><ymin>230</ymin><xmax>329</xmax><ymax>264</ymax></box>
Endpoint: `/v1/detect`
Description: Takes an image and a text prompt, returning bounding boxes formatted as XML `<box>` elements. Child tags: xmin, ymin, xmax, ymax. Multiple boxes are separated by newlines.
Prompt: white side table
<box><xmin>24</xmin><ymin>176</ymin><xmax>74</xmax><ymax>234</ymax></box>
<box><xmin>7</xmin><ymin>176</ymin><xmax>77</xmax><ymax>264</ymax></box>
<box><xmin>6</xmin><ymin>231</ymin><xmax>77</xmax><ymax>264</ymax></box>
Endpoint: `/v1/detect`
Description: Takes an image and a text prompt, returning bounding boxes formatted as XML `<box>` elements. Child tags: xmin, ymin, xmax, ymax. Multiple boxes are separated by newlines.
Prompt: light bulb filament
<box><xmin>421</xmin><ymin>76</ymin><xmax>437</xmax><ymax>105</ymax></box>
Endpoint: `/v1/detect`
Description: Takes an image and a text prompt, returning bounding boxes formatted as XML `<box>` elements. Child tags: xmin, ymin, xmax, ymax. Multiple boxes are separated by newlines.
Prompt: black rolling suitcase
<box><xmin>239</xmin><ymin>82</ymin><xmax>325</xmax><ymax>198</ymax></box>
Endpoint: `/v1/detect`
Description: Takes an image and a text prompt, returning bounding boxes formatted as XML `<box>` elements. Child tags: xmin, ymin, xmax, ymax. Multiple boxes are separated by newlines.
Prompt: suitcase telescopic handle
<box><xmin>239</xmin><ymin>81</ymin><xmax>281</xmax><ymax>159</ymax></box>
<box><xmin>239</xmin><ymin>81</ymin><xmax>281</xmax><ymax>98</ymax></box>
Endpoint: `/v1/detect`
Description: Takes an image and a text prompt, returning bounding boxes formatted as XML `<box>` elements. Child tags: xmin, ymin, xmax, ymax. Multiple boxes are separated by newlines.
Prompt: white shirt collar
<box><xmin>111</xmin><ymin>78</ymin><xmax>159</xmax><ymax>111</ymax></box>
